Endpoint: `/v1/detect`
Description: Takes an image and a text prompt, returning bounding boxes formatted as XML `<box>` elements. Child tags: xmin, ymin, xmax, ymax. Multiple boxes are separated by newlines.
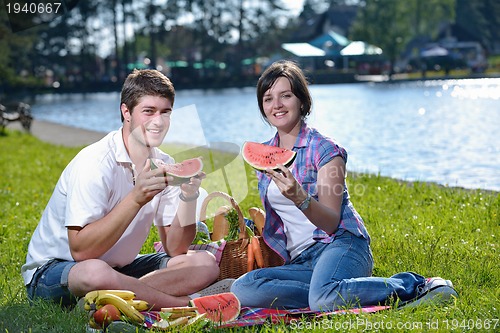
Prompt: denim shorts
<box><xmin>26</xmin><ymin>253</ymin><xmax>170</xmax><ymax>307</ymax></box>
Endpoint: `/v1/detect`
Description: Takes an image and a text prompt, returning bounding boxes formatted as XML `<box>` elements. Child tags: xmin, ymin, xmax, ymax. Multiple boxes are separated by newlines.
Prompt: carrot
<box><xmin>247</xmin><ymin>239</ymin><xmax>255</xmax><ymax>272</ymax></box>
<box><xmin>251</xmin><ymin>236</ymin><xmax>265</xmax><ymax>268</ymax></box>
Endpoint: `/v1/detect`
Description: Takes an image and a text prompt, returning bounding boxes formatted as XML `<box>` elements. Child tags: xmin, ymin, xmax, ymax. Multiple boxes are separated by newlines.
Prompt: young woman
<box><xmin>230</xmin><ymin>60</ymin><xmax>457</xmax><ymax>311</ymax></box>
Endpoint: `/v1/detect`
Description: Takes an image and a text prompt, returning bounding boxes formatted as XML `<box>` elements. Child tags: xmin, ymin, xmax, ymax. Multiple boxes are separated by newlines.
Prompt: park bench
<box><xmin>0</xmin><ymin>102</ymin><xmax>33</xmax><ymax>132</ymax></box>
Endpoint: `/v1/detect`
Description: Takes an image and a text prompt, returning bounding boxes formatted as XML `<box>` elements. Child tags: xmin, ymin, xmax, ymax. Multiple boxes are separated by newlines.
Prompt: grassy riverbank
<box><xmin>1</xmin><ymin>129</ymin><xmax>498</xmax><ymax>332</ymax></box>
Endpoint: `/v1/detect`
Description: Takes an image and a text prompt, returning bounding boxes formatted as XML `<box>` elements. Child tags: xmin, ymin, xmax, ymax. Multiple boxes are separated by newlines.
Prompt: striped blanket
<box><xmin>143</xmin><ymin>305</ymin><xmax>390</xmax><ymax>329</ymax></box>
<box><xmin>222</xmin><ymin>305</ymin><xmax>390</xmax><ymax>327</ymax></box>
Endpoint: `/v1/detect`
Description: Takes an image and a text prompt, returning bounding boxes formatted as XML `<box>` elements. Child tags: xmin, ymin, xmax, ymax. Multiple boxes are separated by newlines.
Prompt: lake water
<box><xmin>30</xmin><ymin>78</ymin><xmax>500</xmax><ymax>192</ymax></box>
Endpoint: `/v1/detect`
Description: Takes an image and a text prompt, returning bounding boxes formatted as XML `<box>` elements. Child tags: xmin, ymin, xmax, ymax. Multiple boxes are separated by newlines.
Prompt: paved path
<box><xmin>6</xmin><ymin>119</ymin><xmax>106</xmax><ymax>147</ymax></box>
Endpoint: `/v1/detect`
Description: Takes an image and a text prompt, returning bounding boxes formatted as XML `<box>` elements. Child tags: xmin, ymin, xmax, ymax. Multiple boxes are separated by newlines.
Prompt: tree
<box><xmin>480</xmin><ymin>0</ymin><xmax>500</xmax><ymax>53</ymax></box>
<box><xmin>180</xmin><ymin>0</ymin><xmax>289</xmax><ymax>81</ymax></box>
<box><xmin>0</xmin><ymin>7</ymin><xmax>46</xmax><ymax>92</ymax></box>
<box><xmin>69</xmin><ymin>0</ymin><xmax>100</xmax><ymax>85</ymax></box>
<box><xmin>350</xmin><ymin>0</ymin><xmax>406</xmax><ymax>75</ymax></box>
<box><xmin>456</xmin><ymin>0</ymin><xmax>500</xmax><ymax>53</ymax></box>
<box><xmin>350</xmin><ymin>0</ymin><xmax>454</xmax><ymax>75</ymax></box>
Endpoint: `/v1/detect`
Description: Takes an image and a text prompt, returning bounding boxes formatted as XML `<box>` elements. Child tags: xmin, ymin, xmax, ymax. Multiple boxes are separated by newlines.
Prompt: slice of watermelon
<box><xmin>241</xmin><ymin>141</ymin><xmax>296</xmax><ymax>171</ymax></box>
<box><xmin>189</xmin><ymin>292</ymin><xmax>240</xmax><ymax>324</ymax></box>
<box><xmin>150</xmin><ymin>157</ymin><xmax>203</xmax><ymax>185</ymax></box>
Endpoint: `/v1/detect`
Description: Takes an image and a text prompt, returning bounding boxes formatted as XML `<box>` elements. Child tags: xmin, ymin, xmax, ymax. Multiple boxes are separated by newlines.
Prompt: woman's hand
<box><xmin>265</xmin><ymin>164</ymin><xmax>308</xmax><ymax>206</ymax></box>
<box><xmin>267</xmin><ymin>158</ymin><xmax>345</xmax><ymax>235</ymax></box>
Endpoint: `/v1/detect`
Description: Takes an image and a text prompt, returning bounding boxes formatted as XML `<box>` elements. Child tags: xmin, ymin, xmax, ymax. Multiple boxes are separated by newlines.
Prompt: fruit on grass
<box><xmin>241</xmin><ymin>141</ymin><xmax>296</xmax><ymax>171</ymax></box>
<box><xmin>153</xmin><ymin>316</ymin><xmax>190</xmax><ymax>329</ymax></box>
<box><xmin>126</xmin><ymin>299</ymin><xmax>151</xmax><ymax>311</ymax></box>
<box><xmin>93</xmin><ymin>304</ymin><xmax>121</xmax><ymax>328</ymax></box>
<box><xmin>155</xmin><ymin>307</ymin><xmax>208</xmax><ymax>329</ymax></box>
<box><xmin>150</xmin><ymin>157</ymin><xmax>203</xmax><ymax>185</ymax></box>
<box><xmin>189</xmin><ymin>292</ymin><xmax>240</xmax><ymax>324</ymax></box>
<box><xmin>84</xmin><ymin>290</ymin><xmax>136</xmax><ymax>304</ymax></box>
<box><xmin>84</xmin><ymin>290</ymin><xmax>145</xmax><ymax>324</ymax></box>
<box><xmin>152</xmin><ymin>313</ymin><xmax>207</xmax><ymax>330</ymax></box>
<box><xmin>96</xmin><ymin>293</ymin><xmax>145</xmax><ymax>324</ymax></box>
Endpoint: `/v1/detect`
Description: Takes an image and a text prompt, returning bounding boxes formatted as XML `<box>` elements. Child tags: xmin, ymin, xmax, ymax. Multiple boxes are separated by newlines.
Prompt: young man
<box><xmin>21</xmin><ymin>69</ymin><xmax>219</xmax><ymax>309</ymax></box>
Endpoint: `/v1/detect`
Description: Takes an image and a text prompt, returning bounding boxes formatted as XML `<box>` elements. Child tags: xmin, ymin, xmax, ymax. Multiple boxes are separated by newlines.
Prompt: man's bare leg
<box><xmin>68</xmin><ymin>253</ymin><xmax>218</xmax><ymax>309</ymax></box>
<box><xmin>140</xmin><ymin>251</ymin><xmax>219</xmax><ymax>296</ymax></box>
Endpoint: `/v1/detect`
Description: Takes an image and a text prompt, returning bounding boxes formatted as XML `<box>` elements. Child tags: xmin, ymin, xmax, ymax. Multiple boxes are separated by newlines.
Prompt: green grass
<box><xmin>1</xmin><ymin>129</ymin><xmax>499</xmax><ymax>332</ymax></box>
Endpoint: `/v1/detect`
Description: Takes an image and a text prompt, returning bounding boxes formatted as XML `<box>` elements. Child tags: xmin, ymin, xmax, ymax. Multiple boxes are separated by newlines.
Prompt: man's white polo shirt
<box><xmin>21</xmin><ymin>128</ymin><xmax>180</xmax><ymax>285</ymax></box>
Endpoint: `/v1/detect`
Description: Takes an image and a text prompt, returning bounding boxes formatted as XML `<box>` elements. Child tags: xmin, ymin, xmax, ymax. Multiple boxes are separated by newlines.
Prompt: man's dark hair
<box><xmin>120</xmin><ymin>69</ymin><xmax>175</xmax><ymax>122</ymax></box>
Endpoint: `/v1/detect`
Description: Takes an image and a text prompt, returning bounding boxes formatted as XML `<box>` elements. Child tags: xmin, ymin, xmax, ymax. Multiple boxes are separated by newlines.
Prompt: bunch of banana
<box><xmin>152</xmin><ymin>306</ymin><xmax>207</xmax><ymax>330</ymax></box>
<box><xmin>83</xmin><ymin>290</ymin><xmax>149</xmax><ymax>325</ymax></box>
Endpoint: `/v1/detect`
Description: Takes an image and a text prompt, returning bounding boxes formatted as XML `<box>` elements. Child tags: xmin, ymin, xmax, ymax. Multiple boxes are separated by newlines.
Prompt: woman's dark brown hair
<box><xmin>256</xmin><ymin>60</ymin><xmax>312</xmax><ymax>123</ymax></box>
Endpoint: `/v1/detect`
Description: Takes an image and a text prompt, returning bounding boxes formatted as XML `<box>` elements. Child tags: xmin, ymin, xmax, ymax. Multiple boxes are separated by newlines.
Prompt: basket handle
<box><xmin>198</xmin><ymin>191</ymin><xmax>247</xmax><ymax>240</ymax></box>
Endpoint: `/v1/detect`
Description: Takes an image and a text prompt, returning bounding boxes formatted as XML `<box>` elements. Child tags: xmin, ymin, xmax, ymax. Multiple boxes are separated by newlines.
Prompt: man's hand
<box><xmin>132</xmin><ymin>159</ymin><xmax>173</xmax><ymax>206</ymax></box>
<box><xmin>179</xmin><ymin>171</ymin><xmax>206</xmax><ymax>199</ymax></box>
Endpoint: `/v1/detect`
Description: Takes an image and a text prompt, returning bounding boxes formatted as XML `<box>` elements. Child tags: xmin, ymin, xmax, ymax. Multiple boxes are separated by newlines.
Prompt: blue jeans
<box><xmin>230</xmin><ymin>232</ymin><xmax>425</xmax><ymax>311</ymax></box>
<box><xmin>26</xmin><ymin>253</ymin><xmax>170</xmax><ymax>307</ymax></box>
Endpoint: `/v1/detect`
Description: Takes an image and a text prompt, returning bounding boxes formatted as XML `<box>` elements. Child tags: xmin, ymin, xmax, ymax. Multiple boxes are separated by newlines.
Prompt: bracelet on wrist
<box><xmin>297</xmin><ymin>193</ymin><xmax>312</xmax><ymax>211</ymax></box>
<box><xmin>179</xmin><ymin>190</ymin><xmax>200</xmax><ymax>202</ymax></box>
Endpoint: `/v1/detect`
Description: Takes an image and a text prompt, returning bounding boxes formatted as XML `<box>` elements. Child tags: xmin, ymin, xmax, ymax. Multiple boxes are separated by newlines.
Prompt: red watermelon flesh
<box><xmin>189</xmin><ymin>292</ymin><xmax>240</xmax><ymax>324</ymax></box>
<box><xmin>150</xmin><ymin>157</ymin><xmax>203</xmax><ymax>185</ymax></box>
<box><xmin>242</xmin><ymin>141</ymin><xmax>296</xmax><ymax>171</ymax></box>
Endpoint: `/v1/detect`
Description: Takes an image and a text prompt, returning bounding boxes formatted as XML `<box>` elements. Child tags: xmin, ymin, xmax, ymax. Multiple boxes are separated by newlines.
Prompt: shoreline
<box><xmin>5</xmin><ymin>119</ymin><xmax>499</xmax><ymax>194</ymax></box>
<box><xmin>3</xmin><ymin>75</ymin><xmax>499</xmax><ymax>106</ymax></box>
<box><xmin>6</xmin><ymin>119</ymin><xmax>107</xmax><ymax>147</ymax></box>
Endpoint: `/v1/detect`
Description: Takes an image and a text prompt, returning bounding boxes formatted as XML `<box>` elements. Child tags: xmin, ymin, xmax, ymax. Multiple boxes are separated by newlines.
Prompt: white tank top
<box><xmin>267</xmin><ymin>180</ymin><xmax>316</xmax><ymax>260</ymax></box>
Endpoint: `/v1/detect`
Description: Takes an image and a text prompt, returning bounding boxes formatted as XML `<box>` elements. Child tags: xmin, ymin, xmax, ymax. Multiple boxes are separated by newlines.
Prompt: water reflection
<box><xmin>31</xmin><ymin>78</ymin><xmax>500</xmax><ymax>191</ymax></box>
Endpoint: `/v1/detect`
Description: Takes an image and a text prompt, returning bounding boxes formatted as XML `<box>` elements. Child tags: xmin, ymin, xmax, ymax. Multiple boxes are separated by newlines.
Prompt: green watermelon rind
<box><xmin>241</xmin><ymin>141</ymin><xmax>297</xmax><ymax>171</ymax></box>
<box><xmin>150</xmin><ymin>157</ymin><xmax>203</xmax><ymax>186</ymax></box>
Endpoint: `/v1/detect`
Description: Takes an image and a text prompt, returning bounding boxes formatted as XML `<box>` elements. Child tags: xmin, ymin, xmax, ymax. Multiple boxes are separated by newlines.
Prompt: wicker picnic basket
<box><xmin>199</xmin><ymin>191</ymin><xmax>284</xmax><ymax>281</ymax></box>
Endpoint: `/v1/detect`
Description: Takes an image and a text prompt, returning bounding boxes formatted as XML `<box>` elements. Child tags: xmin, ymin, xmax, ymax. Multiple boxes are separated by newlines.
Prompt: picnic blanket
<box><xmin>151</xmin><ymin>239</ymin><xmax>390</xmax><ymax>328</ymax></box>
<box><xmin>217</xmin><ymin>305</ymin><xmax>390</xmax><ymax>328</ymax></box>
<box><xmin>141</xmin><ymin>305</ymin><xmax>390</xmax><ymax>329</ymax></box>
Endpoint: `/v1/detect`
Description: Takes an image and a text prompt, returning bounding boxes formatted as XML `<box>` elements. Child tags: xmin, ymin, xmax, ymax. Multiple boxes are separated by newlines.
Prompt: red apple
<box><xmin>93</xmin><ymin>304</ymin><xmax>121</xmax><ymax>328</ymax></box>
